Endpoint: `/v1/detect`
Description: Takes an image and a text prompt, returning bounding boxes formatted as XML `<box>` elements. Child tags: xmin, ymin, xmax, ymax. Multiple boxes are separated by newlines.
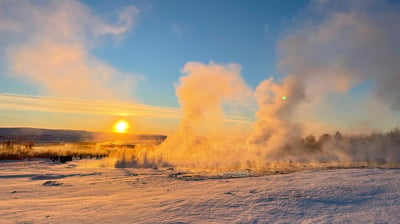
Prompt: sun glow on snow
<box><xmin>113</xmin><ymin>120</ymin><xmax>129</xmax><ymax>133</ymax></box>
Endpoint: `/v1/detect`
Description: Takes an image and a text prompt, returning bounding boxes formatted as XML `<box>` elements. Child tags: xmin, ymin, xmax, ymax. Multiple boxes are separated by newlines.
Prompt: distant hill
<box><xmin>0</xmin><ymin>128</ymin><xmax>166</xmax><ymax>145</ymax></box>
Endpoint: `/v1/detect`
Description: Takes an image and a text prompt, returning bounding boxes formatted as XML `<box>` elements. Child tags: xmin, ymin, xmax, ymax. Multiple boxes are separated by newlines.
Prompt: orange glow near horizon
<box><xmin>113</xmin><ymin>120</ymin><xmax>129</xmax><ymax>133</ymax></box>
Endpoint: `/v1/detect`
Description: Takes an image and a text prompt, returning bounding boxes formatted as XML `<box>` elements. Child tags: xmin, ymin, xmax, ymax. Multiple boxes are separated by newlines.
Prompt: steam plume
<box><xmin>278</xmin><ymin>0</ymin><xmax>400</xmax><ymax>109</ymax></box>
<box><xmin>250</xmin><ymin>0</ymin><xmax>400</xmax><ymax>147</ymax></box>
<box><xmin>155</xmin><ymin>62</ymin><xmax>251</xmax><ymax>170</ymax></box>
<box><xmin>176</xmin><ymin>62</ymin><xmax>249</xmax><ymax>135</ymax></box>
<box><xmin>248</xmin><ymin>76</ymin><xmax>304</xmax><ymax>149</ymax></box>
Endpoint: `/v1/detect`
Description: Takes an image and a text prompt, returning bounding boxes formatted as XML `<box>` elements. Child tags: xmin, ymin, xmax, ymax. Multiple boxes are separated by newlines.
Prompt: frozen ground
<box><xmin>1</xmin><ymin>160</ymin><xmax>399</xmax><ymax>224</ymax></box>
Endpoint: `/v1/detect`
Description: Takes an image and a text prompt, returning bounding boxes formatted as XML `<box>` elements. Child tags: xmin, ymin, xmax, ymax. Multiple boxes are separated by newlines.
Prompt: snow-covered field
<box><xmin>1</xmin><ymin>160</ymin><xmax>399</xmax><ymax>224</ymax></box>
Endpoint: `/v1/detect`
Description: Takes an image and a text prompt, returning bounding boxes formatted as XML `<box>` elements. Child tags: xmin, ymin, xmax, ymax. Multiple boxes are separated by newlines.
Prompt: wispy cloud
<box><xmin>172</xmin><ymin>24</ymin><xmax>183</xmax><ymax>37</ymax></box>
<box><xmin>0</xmin><ymin>94</ymin><xmax>179</xmax><ymax>118</ymax></box>
<box><xmin>0</xmin><ymin>93</ymin><xmax>252</xmax><ymax>124</ymax></box>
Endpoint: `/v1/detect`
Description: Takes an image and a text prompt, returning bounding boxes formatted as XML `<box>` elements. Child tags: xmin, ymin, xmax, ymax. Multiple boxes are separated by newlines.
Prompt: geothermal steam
<box><xmin>248</xmin><ymin>76</ymin><xmax>304</xmax><ymax>149</ymax></box>
<box><xmin>155</xmin><ymin>62</ymin><xmax>251</xmax><ymax>170</ymax></box>
<box><xmin>117</xmin><ymin>0</ymin><xmax>400</xmax><ymax>171</ymax></box>
<box><xmin>278</xmin><ymin>0</ymin><xmax>400</xmax><ymax>110</ymax></box>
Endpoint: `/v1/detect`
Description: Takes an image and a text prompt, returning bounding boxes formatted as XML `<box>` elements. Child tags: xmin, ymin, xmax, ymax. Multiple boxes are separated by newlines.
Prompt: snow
<box><xmin>1</xmin><ymin>160</ymin><xmax>400</xmax><ymax>223</ymax></box>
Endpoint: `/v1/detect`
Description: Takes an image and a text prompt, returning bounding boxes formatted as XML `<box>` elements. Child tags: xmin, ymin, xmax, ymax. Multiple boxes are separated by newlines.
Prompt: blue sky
<box><xmin>0</xmin><ymin>0</ymin><xmax>399</xmax><ymax>134</ymax></box>
<box><xmin>0</xmin><ymin>0</ymin><xmax>309</xmax><ymax>107</ymax></box>
<box><xmin>87</xmin><ymin>0</ymin><xmax>307</xmax><ymax>107</ymax></box>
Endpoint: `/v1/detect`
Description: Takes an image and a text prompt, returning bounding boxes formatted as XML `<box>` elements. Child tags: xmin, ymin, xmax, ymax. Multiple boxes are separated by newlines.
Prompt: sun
<box><xmin>113</xmin><ymin>120</ymin><xmax>129</xmax><ymax>133</ymax></box>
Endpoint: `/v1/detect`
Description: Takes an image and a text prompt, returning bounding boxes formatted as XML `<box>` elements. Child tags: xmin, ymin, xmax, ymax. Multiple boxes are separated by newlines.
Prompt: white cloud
<box><xmin>0</xmin><ymin>0</ymin><xmax>140</xmax><ymax>100</ymax></box>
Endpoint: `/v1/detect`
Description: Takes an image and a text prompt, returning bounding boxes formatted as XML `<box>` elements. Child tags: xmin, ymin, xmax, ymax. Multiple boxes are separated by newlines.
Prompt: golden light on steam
<box><xmin>113</xmin><ymin>120</ymin><xmax>129</xmax><ymax>133</ymax></box>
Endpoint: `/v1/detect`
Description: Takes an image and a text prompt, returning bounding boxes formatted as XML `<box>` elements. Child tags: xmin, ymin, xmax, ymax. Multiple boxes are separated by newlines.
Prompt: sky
<box><xmin>0</xmin><ymin>0</ymin><xmax>399</xmax><ymax>135</ymax></box>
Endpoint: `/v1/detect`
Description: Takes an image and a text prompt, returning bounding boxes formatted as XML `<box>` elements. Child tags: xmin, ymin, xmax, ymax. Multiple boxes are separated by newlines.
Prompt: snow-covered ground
<box><xmin>1</xmin><ymin>160</ymin><xmax>399</xmax><ymax>224</ymax></box>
